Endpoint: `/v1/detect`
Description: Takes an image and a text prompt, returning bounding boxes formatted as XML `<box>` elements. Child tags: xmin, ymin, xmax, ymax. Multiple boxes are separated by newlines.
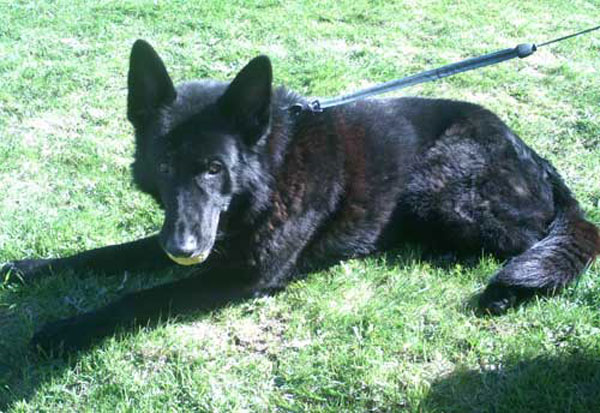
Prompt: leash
<box><xmin>291</xmin><ymin>24</ymin><xmax>600</xmax><ymax>113</ymax></box>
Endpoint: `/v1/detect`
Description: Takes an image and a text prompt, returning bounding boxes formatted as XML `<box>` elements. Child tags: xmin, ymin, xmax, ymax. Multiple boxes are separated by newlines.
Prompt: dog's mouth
<box><xmin>166</xmin><ymin>250</ymin><xmax>210</xmax><ymax>266</ymax></box>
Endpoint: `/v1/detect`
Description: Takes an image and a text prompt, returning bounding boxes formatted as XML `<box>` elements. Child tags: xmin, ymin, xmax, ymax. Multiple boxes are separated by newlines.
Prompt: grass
<box><xmin>1</xmin><ymin>0</ymin><xmax>600</xmax><ymax>411</ymax></box>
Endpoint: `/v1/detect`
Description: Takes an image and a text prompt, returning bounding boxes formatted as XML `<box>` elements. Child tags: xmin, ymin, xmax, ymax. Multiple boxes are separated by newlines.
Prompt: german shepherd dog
<box><xmin>3</xmin><ymin>40</ymin><xmax>599</xmax><ymax>351</ymax></box>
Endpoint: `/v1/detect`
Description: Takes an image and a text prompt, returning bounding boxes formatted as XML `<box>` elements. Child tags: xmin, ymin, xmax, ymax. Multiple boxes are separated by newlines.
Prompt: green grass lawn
<box><xmin>1</xmin><ymin>0</ymin><xmax>600</xmax><ymax>411</ymax></box>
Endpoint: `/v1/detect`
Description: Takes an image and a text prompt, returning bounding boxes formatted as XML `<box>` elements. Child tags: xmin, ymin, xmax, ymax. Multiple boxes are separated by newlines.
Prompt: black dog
<box><xmin>3</xmin><ymin>40</ymin><xmax>599</xmax><ymax>351</ymax></box>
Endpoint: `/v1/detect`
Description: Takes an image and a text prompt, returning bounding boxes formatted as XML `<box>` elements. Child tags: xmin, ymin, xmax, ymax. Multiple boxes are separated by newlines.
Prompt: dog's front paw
<box><xmin>31</xmin><ymin>306</ymin><xmax>121</xmax><ymax>354</ymax></box>
<box><xmin>31</xmin><ymin>318</ymin><xmax>79</xmax><ymax>354</ymax></box>
<box><xmin>32</xmin><ymin>315</ymin><xmax>103</xmax><ymax>354</ymax></box>
<box><xmin>1</xmin><ymin>259</ymin><xmax>54</xmax><ymax>284</ymax></box>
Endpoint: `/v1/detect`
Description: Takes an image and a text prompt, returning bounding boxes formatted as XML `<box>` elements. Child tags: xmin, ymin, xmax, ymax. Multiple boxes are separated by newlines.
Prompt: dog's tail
<box><xmin>480</xmin><ymin>165</ymin><xmax>600</xmax><ymax>313</ymax></box>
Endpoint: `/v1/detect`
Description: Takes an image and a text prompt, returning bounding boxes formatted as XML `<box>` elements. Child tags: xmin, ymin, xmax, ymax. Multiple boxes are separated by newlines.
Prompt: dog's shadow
<box><xmin>0</xmin><ymin>248</ymin><xmax>558</xmax><ymax>409</ymax></box>
<box><xmin>421</xmin><ymin>352</ymin><xmax>600</xmax><ymax>412</ymax></box>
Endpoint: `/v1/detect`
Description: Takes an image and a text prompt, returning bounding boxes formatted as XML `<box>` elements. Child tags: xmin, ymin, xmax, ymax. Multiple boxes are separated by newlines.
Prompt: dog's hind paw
<box><xmin>478</xmin><ymin>283</ymin><xmax>519</xmax><ymax>315</ymax></box>
<box><xmin>478</xmin><ymin>282</ymin><xmax>539</xmax><ymax>315</ymax></box>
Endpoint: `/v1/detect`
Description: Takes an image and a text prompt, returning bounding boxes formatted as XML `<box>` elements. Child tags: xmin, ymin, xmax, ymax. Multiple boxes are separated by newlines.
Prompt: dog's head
<box><xmin>127</xmin><ymin>40</ymin><xmax>272</xmax><ymax>265</ymax></box>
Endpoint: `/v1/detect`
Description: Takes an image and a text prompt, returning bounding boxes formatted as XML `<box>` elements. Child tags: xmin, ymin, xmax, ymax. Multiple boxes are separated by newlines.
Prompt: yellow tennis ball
<box><xmin>166</xmin><ymin>251</ymin><xmax>209</xmax><ymax>266</ymax></box>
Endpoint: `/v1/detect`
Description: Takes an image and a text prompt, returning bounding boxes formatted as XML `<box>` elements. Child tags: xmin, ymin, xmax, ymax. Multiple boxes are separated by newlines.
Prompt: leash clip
<box><xmin>307</xmin><ymin>100</ymin><xmax>323</xmax><ymax>112</ymax></box>
<box><xmin>287</xmin><ymin>100</ymin><xmax>323</xmax><ymax>115</ymax></box>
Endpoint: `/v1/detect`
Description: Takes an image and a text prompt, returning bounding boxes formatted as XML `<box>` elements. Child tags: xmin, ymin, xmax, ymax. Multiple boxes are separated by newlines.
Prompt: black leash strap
<box><xmin>312</xmin><ymin>43</ymin><xmax>536</xmax><ymax>111</ymax></box>
<box><xmin>294</xmin><ymin>24</ymin><xmax>600</xmax><ymax>113</ymax></box>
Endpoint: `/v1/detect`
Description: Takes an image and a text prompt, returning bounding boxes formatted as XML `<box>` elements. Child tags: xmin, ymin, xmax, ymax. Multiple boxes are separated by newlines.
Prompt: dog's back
<box><xmin>262</xmin><ymin>95</ymin><xmax>599</xmax><ymax>311</ymax></box>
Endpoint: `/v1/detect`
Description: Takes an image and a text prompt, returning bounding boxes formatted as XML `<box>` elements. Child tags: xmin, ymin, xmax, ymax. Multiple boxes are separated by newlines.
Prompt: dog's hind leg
<box><xmin>400</xmin><ymin>115</ymin><xmax>600</xmax><ymax>313</ymax></box>
<box><xmin>1</xmin><ymin>235</ymin><xmax>174</xmax><ymax>283</ymax></box>
<box><xmin>479</xmin><ymin>175</ymin><xmax>600</xmax><ymax>314</ymax></box>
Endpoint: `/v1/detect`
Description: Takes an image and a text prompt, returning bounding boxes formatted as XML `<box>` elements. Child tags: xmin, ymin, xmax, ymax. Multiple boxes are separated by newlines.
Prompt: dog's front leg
<box><xmin>249</xmin><ymin>210</ymin><xmax>330</xmax><ymax>290</ymax></box>
<box><xmin>1</xmin><ymin>235</ymin><xmax>173</xmax><ymax>284</ymax></box>
<box><xmin>31</xmin><ymin>265</ymin><xmax>257</xmax><ymax>352</ymax></box>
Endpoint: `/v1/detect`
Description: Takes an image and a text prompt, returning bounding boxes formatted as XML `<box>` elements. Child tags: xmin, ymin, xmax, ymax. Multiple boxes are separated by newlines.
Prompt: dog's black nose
<box><xmin>162</xmin><ymin>236</ymin><xmax>198</xmax><ymax>258</ymax></box>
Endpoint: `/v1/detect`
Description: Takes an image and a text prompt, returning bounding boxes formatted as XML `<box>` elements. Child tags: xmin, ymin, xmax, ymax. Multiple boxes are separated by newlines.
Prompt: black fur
<box><xmin>3</xmin><ymin>40</ymin><xmax>599</xmax><ymax>351</ymax></box>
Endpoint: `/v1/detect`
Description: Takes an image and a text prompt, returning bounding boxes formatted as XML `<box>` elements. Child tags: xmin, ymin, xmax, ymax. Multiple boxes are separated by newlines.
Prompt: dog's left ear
<box><xmin>218</xmin><ymin>55</ymin><xmax>272</xmax><ymax>146</ymax></box>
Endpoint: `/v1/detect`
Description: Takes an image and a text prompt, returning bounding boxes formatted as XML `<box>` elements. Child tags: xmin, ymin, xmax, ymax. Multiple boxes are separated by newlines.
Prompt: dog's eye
<box><xmin>158</xmin><ymin>162</ymin><xmax>171</xmax><ymax>175</ymax></box>
<box><xmin>207</xmin><ymin>160</ymin><xmax>223</xmax><ymax>175</ymax></box>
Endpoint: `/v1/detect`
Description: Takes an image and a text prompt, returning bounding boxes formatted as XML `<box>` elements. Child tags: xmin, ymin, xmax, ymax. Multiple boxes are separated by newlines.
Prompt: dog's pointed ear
<box><xmin>127</xmin><ymin>40</ymin><xmax>176</xmax><ymax>128</ymax></box>
<box><xmin>218</xmin><ymin>55</ymin><xmax>272</xmax><ymax>146</ymax></box>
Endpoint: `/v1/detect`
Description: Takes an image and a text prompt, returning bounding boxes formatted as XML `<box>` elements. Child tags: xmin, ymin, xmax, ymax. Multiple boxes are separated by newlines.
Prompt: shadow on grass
<box><xmin>0</xmin><ymin>266</ymin><xmax>196</xmax><ymax>409</ymax></box>
<box><xmin>0</xmin><ymin>308</ymin><xmax>47</xmax><ymax>410</ymax></box>
<box><xmin>0</xmin><ymin>246</ymin><xmax>493</xmax><ymax>409</ymax></box>
<box><xmin>422</xmin><ymin>352</ymin><xmax>600</xmax><ymax>412</ymax></box>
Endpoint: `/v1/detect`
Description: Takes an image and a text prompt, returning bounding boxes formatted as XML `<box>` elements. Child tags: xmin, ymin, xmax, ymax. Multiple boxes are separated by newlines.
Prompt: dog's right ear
<box><xmin>127</xmin><ymin>40</ymin><xmax>176</xmax><ymax>128</ymax></box>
